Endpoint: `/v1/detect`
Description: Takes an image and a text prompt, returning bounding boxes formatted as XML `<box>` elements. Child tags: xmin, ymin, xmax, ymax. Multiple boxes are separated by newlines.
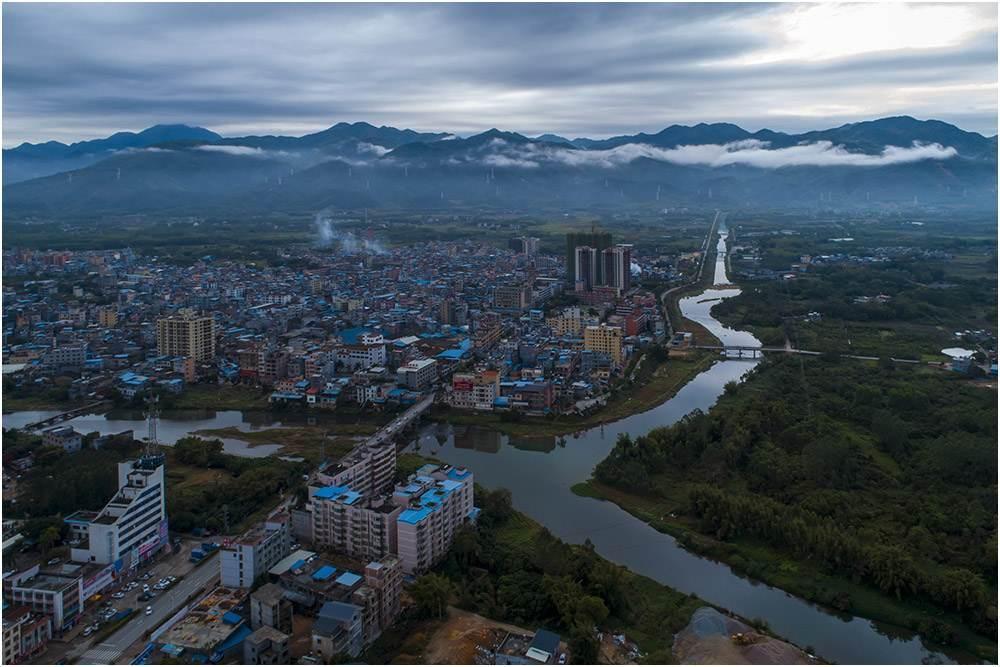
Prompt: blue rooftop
<box><xmin>313</xmin><ymin>485</ymin><xmax>362</xmax><ymax>505</ymax></box>
<box><xmin>312</xmin><ymin>565</ymin><xmax>337</xmax><ymax>581</ymax></box>
<box><xmin>334</xmin><ymin>571</ymin><xmax>362</xmax><ymax>587</ymax></box>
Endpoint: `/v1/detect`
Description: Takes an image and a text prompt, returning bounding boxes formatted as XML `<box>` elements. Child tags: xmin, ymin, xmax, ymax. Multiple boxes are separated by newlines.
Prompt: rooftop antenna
<box><xmin>144</xmin><ymin>394</ymin><xmax>161</xmax><ymax>460</ymax></box>
<box><xmin>656</xmin><ymin>185</ymin><xmax>661</xmax><ymax>201</ymax></box>
<box><xmin>116</xmin><ymin>168</ymin><xmax>121</xmax><ymax>182</ymax></box>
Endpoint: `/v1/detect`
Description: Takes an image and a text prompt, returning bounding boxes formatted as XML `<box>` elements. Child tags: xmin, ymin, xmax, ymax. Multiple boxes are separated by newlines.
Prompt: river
<box><xmin>3</xmin><ymin>223</ymin><xmax>962</xmax><ymax>662</ymax></box>
<box><xmin>404</xmin><ymin>221</ymin><xmax>959</xmax><ymax>664</ymax></box>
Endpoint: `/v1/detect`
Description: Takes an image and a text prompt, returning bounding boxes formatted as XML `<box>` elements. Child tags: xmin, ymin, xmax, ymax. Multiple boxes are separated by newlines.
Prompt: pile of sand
<box><xmin>673</xmin><ymin>607</ymin><xmax>815</xmax><ymax>665</ymax></box>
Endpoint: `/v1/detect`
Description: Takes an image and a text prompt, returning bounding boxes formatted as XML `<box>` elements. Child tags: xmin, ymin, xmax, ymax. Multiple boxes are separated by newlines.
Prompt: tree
<box><xmin>39</xmin><ymin>525</ymin><xmax>61</xmax><ymax>555</ymax></box>
<box><xmin>568</xmin><ymin>626</ymin><xmax>599</xmax><ymax>664</ymax></box>
<box><xmin>411</xmin><ymin>573</ymin><xmax>454</xmax><ymax>618</ymax></box>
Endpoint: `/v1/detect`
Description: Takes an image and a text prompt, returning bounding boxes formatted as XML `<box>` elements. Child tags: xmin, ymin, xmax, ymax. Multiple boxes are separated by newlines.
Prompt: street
<box><xmin>76</xmin><ymin>553</ymin><xmax>219</xmax><ymax>665</ymax></box>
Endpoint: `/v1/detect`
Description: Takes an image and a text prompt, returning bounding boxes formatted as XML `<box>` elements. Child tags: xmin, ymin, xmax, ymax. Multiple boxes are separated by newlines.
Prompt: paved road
<box><xmin>78</xmin><ymin>553</ymin><xmax>220</xmax><ymax>665</ymax></box>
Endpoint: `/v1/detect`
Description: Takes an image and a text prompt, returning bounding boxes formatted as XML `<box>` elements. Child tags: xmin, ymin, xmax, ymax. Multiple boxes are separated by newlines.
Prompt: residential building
<box><xmin>2</xmin><ymin>567</ymin><xmax>81</xmax><ymax>631</ymax></box>
<box><xmin>312</xmin><ymin>601</ymin><xmax>363</xmax><ymax>659</ymax></box>
<box><xmin>311</xmin><ymin>486</ymin><xmax>401</xmax><ymax>562</ymax></box>
<box><xmin>448</xmin><ymin>370</ymin><xmax>501</xmax><ymax>410</ymax></box>
<box><xmin>396</xmin><ymin>358</ymin><xmax>437</xmax><ymax>391</ymax></box>
<box><xmin>2</xmin><ymin>606</ymin><xmax>52</xmax><ymax>664</ymax></box>
<box><xmin>566</xmin><ymin>231</ymin><xmax>612</xmax><ymax>285</ymax></box>
<box><xmin>574</xmin><ymin>246</ymin><xmax>600</xmax><ymax>290</ymax></box>
<box><xmin>220</xmin><ymin>513</ymin><xmax>292</xmax><ymax>589</ymax></box>
<box><xmin>243</xmin><ymin>626</ymin><xmax>290</xmax><ymax>665</ymax></box>
<box><xmin>156</xmin><ymin>309</ymin><xmax>215</xmax><ymax>361</ymax></box>
<box><xmin>603</xmin><ymin>244</ymin><xmax>633</xmax><ymax>291</ymax></box>
<box><xmin>473</xmin><ymin>312</ymin><xmax>502</xmax><ymax>351</ymax></box>
<box><xmin>494</xmin><ymin>283</ymin><xmax>530</xmax><ymax>311</ymax></box>
<box><xmin>362</xmin><ymin>558</ymin><xmax>402</xmax><ymax>644</ymax></box>
<box><xmin>393</xmin><ymin>465</ymin><xmax>476</xmax><ymax>574</ymax></box>
<box><xmin>43</xmin><ymin>344</ymin><xmax>86</xmax><ymax>369</ymax></box>
<box><xmin>250</xmin><ymin>583</ymin><xmax>293</xmax><ymax>633</ymax></box>
<box><xmin>584</xmin><ymin>324</ymin><xmax>624</xmax><ymax>368</ymax></box>
<box><xmin>41</xmin><ymin>426</ymin><xmax>82</xmax><ymax>453</ymax></box>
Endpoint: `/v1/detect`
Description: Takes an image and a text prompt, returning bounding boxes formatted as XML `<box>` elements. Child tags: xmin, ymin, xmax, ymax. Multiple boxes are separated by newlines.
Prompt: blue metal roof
<box><xmin>334</xmin><ymin>572</ymin><xmax>362</xmax><ymax>587</ymax></box>
<box><xmin>312</xmin><ymin>565</ymin><xmax>337</xmax><ymax>581</ymax></box>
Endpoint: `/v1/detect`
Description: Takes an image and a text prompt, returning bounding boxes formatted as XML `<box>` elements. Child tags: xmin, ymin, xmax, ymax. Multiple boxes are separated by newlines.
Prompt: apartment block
<box><xmin>250</xmin><ymin>583</ymin><xmax>293</xmax><ymax>633</ymax></box>
<box><xmin>2</xmin><ymin>605</ymin><xmax>52</xmax><ymax>664</ymax></box>
<box><xmin>220</xmin><ymin>513</ymin><xmax>292</xmax><ymax>589</ymax></box>
<box><xmin>584</xmin><ymin>324</ymin><xmax>625</xmax><ymax>368</ymax></box>
<box><xmin>396</xmin><ymin>358</ymin><xmax>437</xmax><ymax>391</ymax></box>
<box><xmin>393</xmin><ymin>465</ymin><xmax>476</xmax><ymax>574</ymax></box>
<box><xmin>448</xmin><ymin>369</ymin><xmax>501</xmax><ymax>410</ymax></box>
<box><xmin>311</xmin><ymin>486</ymin><xmax>401</xmax><ymax>562</ymax></box>
<box><xmin>156</xmin><ymin>309</ymin><xmax>215</xmax><ymax>361</ymax></box>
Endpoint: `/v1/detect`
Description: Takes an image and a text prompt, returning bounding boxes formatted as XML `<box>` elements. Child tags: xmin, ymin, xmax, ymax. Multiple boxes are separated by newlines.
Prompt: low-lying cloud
<box><xmin>195</xmin><ymin>144</ymin><xmax>269</xmax><ymax>157</ymax></box>
<box><xmin>464</xmin><ymin>138</ymin><xmax>958</xmax><ymax>170</ymax></box>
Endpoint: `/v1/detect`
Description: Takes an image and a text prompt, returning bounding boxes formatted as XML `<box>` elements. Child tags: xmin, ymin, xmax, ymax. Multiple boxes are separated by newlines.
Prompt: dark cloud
<box><xmin>2</xmin><ymin>2</ymin><xmax>996</xmax><ymax>146</ymax></box>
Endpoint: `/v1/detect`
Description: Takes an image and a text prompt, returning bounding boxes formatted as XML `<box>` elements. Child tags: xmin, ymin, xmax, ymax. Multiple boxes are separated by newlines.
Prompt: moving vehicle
<box><xmin>145</xmin><ymin>606</ymin><xmax>153</xmax><ymax>616</ymax></box>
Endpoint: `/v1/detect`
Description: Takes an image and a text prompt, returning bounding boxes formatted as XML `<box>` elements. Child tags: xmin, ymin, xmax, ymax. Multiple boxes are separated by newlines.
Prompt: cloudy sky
<box><xmin>3</xmin><ymin>2</ymin><xmax>997</xmax><ymax>147</ymax></box>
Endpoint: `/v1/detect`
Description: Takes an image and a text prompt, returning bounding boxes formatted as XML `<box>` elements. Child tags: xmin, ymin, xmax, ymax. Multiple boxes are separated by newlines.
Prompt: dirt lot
<box><xmin>423</xmin><ymin>608</ymin><xmax>535</xmax><ymax>664</ymax></box>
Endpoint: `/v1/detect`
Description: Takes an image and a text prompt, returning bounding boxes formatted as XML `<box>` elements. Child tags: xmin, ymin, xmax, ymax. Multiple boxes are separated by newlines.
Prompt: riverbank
<box><xmin>572</xmin><ymin>478</ymin><xmax>995</xmax><ymax>663</ymax></box>
<box><xmin>431</xmin><ymin>351</ymin><xmax>713</xmax><ymax>438</ymax></box>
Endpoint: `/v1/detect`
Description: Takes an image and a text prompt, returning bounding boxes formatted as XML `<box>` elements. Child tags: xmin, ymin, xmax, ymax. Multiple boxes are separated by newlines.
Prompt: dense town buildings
<box><xmin>4</xmin><ymin>232</ymin><xmax>670</xmax><ymax>421</ymax></box>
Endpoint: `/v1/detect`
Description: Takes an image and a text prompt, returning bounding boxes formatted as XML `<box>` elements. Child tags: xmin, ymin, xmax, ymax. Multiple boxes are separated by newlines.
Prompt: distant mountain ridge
<box><xmin>4</xmin><ymin>116</ymin><xmax>996</xmax><ymax>214</ymax></box>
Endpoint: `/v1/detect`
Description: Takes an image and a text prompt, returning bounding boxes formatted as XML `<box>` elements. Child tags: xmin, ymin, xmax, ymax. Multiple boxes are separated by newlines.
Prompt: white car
<box><xmin>82</xmin><ymin>627</ymin><xmax>94</xmax><ymax>637</ymax></box>
<box><xmin>111</xmin><ymin>592</ymin><xmax>125</xmax><ymax>600</ymax></box>
<box><xmin>145</xmin><ymin>606</ymin><xmax>153</xmax><ymax>616</ymax></box>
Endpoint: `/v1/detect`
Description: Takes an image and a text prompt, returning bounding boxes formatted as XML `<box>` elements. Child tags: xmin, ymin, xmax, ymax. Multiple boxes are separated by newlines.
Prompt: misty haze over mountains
<box><xmin>4</xmin><ymin>116</ymin><xmax>997</xmax><ymax>215</ymax></box>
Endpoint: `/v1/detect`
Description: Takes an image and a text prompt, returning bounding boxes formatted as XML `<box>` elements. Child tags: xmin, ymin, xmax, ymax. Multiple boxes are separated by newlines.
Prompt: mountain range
<box><xmin>3</xmin><ymin>117</ymin><xmax>996</xmax><ymax>215</ymax></box>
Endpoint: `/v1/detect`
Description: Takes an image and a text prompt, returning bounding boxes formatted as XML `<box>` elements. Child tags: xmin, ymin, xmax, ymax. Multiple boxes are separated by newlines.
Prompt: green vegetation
<box><xmin>164</xmin><ymin>384</ymin><xmax>271</xmax><ymax>411</ymax></box>
<box><xmin>425</xmin><ymin>485</ymin><xmax>710</xmax><ymax>661</ymax></box>
<box><xmin>166</xmin><ymin>436</ymin><xmax>307</xmax><ymax>533</ymax></box>
<box><xmin>435</xmin><ymin>350</ymin><xmax>712</xmax><ymax>438</ymax></box>
<box><xmin>718</xmin><ymin>214</ymin><xmax>997</xmax><ymax>358</ymax></box>
<box><xmin>587</xmin><ymin>355</ymin><xmax>997</xmax><ymax>661</ymax></box>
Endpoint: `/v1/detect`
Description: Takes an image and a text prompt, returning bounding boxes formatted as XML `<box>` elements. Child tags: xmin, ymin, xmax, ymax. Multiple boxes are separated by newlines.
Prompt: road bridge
<box><xmin>692</xmin><ymin>345</ymin><xmax>925</xmax><ymax>364</ymax></box>
<box><xmin>362</xmin><ymin>393</ymin><xmax>435</xmax><ymax>448</ymax></box>
<box><xmin>22</xmin><ymin>401</ymin><xmax>111</xmax><ymax>431</ymax></box>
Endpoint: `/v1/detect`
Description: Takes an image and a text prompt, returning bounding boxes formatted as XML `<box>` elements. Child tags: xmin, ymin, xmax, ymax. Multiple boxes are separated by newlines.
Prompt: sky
<box><xmin>2</xmin><ymin>2</ymin><xmax>997</xmax><ymax>147</ymax></box>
